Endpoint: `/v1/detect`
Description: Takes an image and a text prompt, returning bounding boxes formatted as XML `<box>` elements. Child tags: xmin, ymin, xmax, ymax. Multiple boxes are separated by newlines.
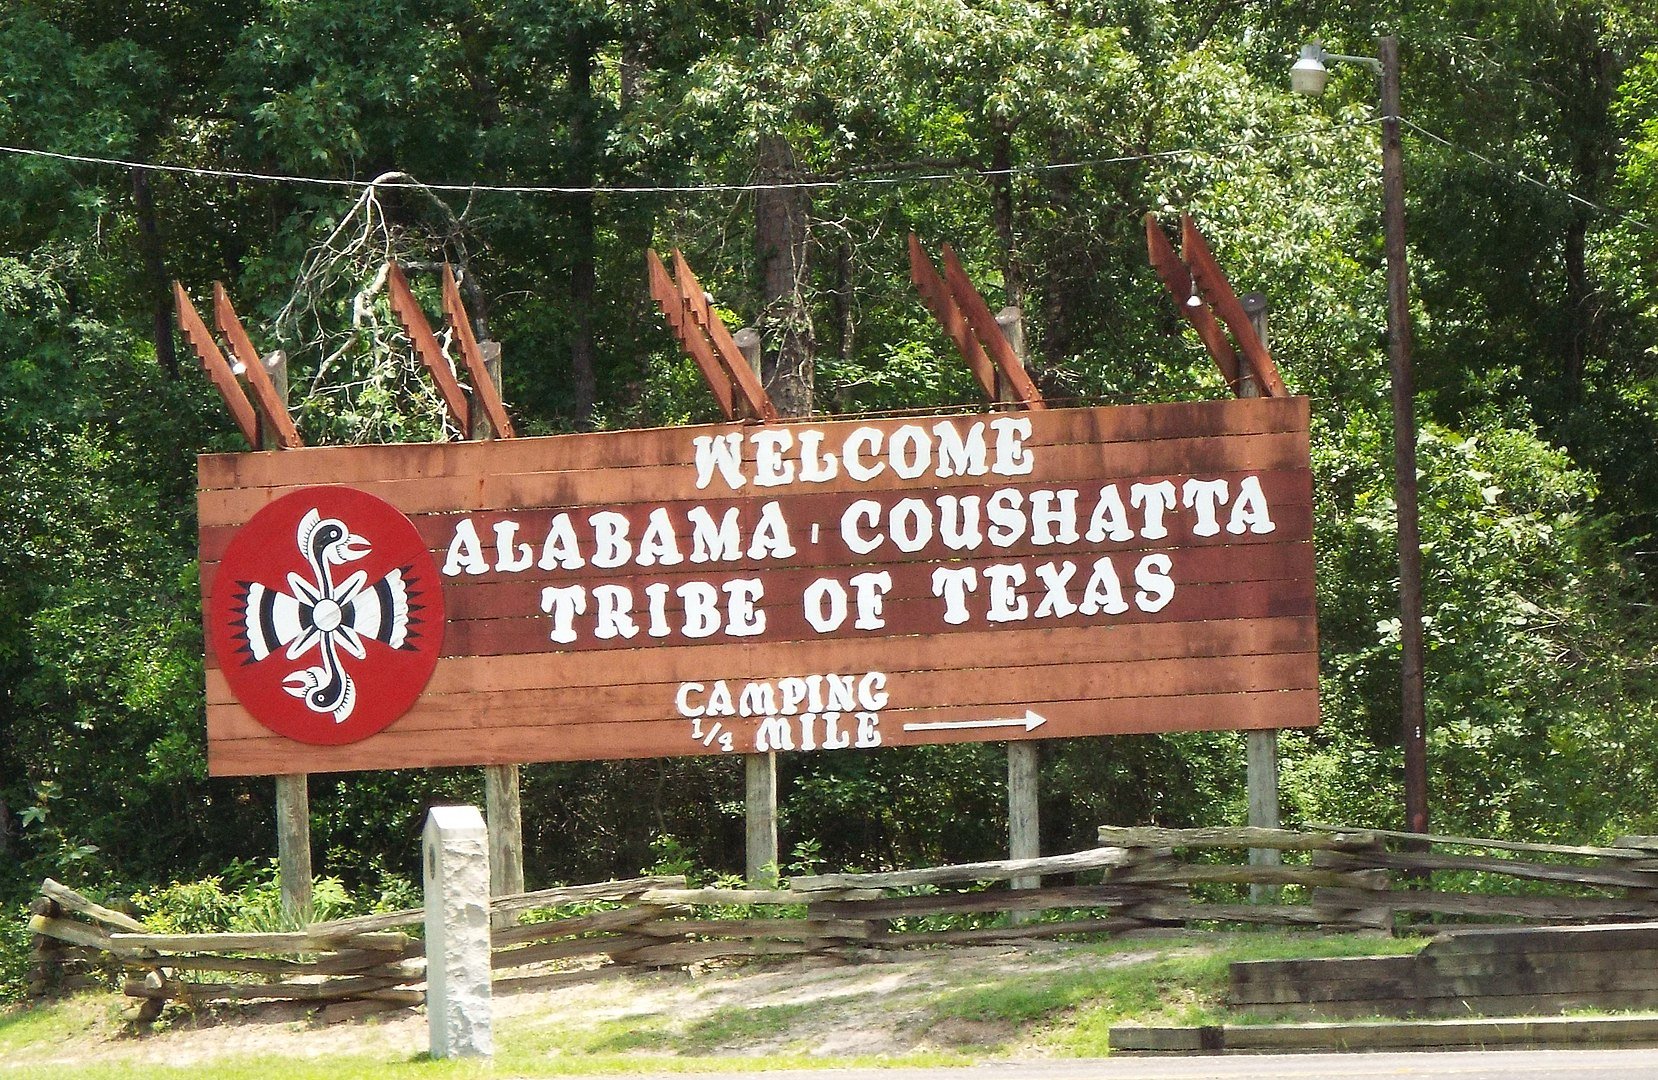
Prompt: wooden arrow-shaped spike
<box><xmin>386</xmin><ymin>261</ymin><xmax>472</xmax><ymax>438</ymax></box>
<box><xmin>1180</xmin><ymin>215</ymin><xmax>1287</xmax><ymax>398</ymax></box>
<box><xmin>671</xmin><ymin>251</ymin><xmax>778</xmax><ymax>422</ymax></box>
<box><xmin>212</xmin><ymin>283</ymin><xmax>303</xmax><ymax>449</ymax></box>
<box><xmin>908</xmin><ymin>233</ymin><xmax>997</xmax><ymax>400</ymax></box>
<box><xmin>647</xmin><ymin>250</ymin><xmax>736</xmax><ymax>420</ymax></box>
<box><xmin>440</xmin><ymin>264</ymin><xmax>515</xmax><ymax>439</ymax></box>
<box><xmin>937</xmin><ymin>243</ymin><xmax>1046</xmax><ymax>410</ymax></box>
<box><xmin>175</xmin><ymin>282</ymin><xmax>259</xmax><ymax>449</ymax></box>
<box><xmin>1144</xmin><ymin>214</ymin><xmax>1242</xmax><ymax>393</ymax></box>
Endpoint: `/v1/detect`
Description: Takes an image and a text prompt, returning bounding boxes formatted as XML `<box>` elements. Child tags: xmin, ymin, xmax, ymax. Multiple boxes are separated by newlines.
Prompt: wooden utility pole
<box><xmin>1380</xmin><ymin>35</ymin><xmax>1429</xmax><ymax>838</ymax></box>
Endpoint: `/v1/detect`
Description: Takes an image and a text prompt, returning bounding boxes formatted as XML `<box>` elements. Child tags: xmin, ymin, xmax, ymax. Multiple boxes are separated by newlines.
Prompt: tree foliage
<box><xmin>1</xmin><ymin>0</ymin><xmax>1655</xmax><ymax>922</ymax></box>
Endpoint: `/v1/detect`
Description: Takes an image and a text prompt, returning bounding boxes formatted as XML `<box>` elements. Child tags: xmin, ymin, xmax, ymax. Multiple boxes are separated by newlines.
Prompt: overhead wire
<box><xmin>0</xmin><ymin>120</ymin><xmax>1377</xmax><ymax>196</ymax></box>
<box><xmin>2</xmin><ymin>113</ymin><xmax>1643</xmax><ymax>232</ymax></box>
<box><xmin>1400</xmin><ymin>117</ymin><xmax>1654</xmax><ymax>234</ymax></box>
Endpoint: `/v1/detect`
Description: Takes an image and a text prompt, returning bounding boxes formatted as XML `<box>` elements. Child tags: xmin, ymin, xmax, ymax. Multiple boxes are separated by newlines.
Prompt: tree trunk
<box><xmin>834</xmin><ymin>235</ymin><xmax>854</xmax><ymax>363</ymax></box>
<box><xmin>991</xmin><ymin>121</ymin><xmax>1023</xmax><ymax>311</ymax></box>
<box><xmin>566</xmin><ymin>28</ymin><xmax>598</xmax><ymax>426</ymax></box>
<box><xmin>1562</xmin><ymin>210</ymin><xmax>1589</xmax><ymax>404</ymax></box>
<box><xmin>616</xmin><ymin>39</ymin><xmax>658</xmax><ymax>350</ymax></box>
<box><xmin>755</xmin><ymin>132</ymin><xmax>814</xmax><ymax>417</ymax></box>
<box><xmin>131</xmin><ymin>168</ymin><xmax>177</xmax><ymax>379</ymax></box>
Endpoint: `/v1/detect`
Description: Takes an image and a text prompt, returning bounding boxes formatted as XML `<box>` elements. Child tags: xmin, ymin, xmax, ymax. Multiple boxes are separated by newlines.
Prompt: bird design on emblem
<box><xmin>232</xmin><ymin>508</ymin><xmax>423</xmax><ymax>724</ymax></box>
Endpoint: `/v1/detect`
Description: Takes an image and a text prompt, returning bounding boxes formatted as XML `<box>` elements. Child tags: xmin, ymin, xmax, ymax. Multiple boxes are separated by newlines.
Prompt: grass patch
<box><xmin>576</xmin><ymin>1002</ymin><xmax>816</xmax><ymax>1054</ymax></box>
<box><xmin>926</xmin><ymin>931</ymin><xmax>1427</xmax><ymax>1055</ymax></box>
<box><xmin>0</xmin><ymin>997</ymin><xmax>114</xmax><ymax>1056</ymax></box>
<box><xmin>0</xmin><ymin>931</ymin><xmax>1431</xmax><ymax>1075</ymax></box>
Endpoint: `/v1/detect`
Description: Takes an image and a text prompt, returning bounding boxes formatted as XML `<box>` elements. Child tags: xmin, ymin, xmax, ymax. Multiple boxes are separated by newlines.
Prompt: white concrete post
<box><xmin>423</xmin><ymin>805</ymin><xmax>493</xmax><ymax>1059</ymax></box>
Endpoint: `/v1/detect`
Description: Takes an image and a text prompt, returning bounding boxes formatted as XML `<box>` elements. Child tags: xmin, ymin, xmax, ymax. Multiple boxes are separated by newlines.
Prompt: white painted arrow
<box><xmin>902</xmin><ymin>710</ymin><xmax>1048</xmax><ymax>734</ymax></box>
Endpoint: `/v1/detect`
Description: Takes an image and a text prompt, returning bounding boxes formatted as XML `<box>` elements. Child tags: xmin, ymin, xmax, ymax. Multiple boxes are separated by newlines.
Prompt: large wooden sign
<box><xmin>200</xmin><ymin>396</ymin><xmax>1317</xmax><ymax>776</ymax></box>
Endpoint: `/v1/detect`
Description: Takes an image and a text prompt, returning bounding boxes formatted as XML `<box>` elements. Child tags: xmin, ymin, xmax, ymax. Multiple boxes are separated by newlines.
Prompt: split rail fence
<box><xmin>29</xmin><ymin>826</ymin><xmax>1658</xmax><ymax>1023</ymax></box>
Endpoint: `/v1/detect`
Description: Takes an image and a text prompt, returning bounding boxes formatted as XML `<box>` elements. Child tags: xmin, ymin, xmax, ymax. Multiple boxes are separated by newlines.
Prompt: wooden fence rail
<box><xmin>31</xmin><ymin>826</ymin><xmax>1658</xmax><ymax>1024</ymax></box>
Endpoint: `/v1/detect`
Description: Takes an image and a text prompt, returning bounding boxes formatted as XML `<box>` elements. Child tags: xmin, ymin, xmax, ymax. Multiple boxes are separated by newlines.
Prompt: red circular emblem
<box><xmin>209</xmin><ymin>486</ymin><xmax>444</xmax><ymax>745</ymax></box>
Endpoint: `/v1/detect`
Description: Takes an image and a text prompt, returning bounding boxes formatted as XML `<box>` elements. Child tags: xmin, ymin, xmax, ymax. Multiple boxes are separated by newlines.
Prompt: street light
<box><xmin>1292</xmin><ymin>36</ymin><xmax>1430</xmax><ymax>838</ymax></box>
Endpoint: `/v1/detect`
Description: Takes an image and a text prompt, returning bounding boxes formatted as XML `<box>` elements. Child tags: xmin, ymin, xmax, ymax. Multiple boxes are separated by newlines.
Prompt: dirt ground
<box><xmin>4</xmin><ymin>941</ymin><xmax>1167</xmax><ymax>1069</ymax></box>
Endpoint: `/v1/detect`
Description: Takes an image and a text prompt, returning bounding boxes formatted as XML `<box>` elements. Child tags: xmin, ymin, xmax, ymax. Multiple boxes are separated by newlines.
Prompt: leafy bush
<box><xmin>133</xmin><ymin>862</ymin><xmax>362</xmax><ymax>934</ymax></box>
<box><xmin>0</xmin><ymin>904</ymin><xmax>33</xmax><ymax>1005</ymax></box>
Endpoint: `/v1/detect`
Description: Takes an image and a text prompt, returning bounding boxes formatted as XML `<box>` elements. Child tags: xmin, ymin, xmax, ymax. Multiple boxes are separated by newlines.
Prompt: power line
<box><xmin>1401</xmin><ymin>117</ymin><xmax>1655</xmax><ymax>234</ymax></box>
<box><xmin>0</xmin><ymin>120</ymin><xmax>1376</xmax><ymax>197</ymax></box>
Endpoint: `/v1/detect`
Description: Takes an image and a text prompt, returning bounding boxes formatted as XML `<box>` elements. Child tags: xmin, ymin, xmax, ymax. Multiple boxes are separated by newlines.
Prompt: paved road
<box><xmin>621</xmin><ymin>1048</ymin><xmax>1658</xmax><ymax>1080</ymax></box>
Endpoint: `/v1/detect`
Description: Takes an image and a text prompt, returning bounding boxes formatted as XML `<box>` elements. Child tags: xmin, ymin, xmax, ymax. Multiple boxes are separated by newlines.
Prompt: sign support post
<box><xmin>468</xmin><ymin>342</ymin><xmax>527</xmax><ymax>907</ymax></box>
<box><xmin>391</xmin><ymin>263</ymin><xmax>528</xmax><ymax>910</ymax></box>
<box><xmin>1240</xmin><ymin>291</ymin><xmax>1281</xmax><ymax>902</ymax></box>
<box><xmin>736</xmin><ymin>323</ymin><xmax>780</xmax><ymax>887</ymax></box>
<box><xmin>996</xmin><ymin>306</ymin><xmax>1042</xmax><ymax>907</ymax></box>
<box><xmin>256</xmin><ymin>345</ymin><xmax>312</xmax><ymax>924</ymax></box>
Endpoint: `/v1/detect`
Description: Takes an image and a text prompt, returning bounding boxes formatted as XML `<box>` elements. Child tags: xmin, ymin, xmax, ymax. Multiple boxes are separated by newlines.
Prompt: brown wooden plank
<box><xmin>386</xmin><ymin>260</ymin><xmax>471</xmax><ymax>437</ymax></box>
<box><xmin>647</xmin><ymin>249</ymin><xmax>736</xmax><ymax>420</ymax></box>
<box><xmin>200</xmin><ymin>461</ymin><xmax>1313</xmax><ymax>573</ymax></box>
<box><xmin>1309</xmin><ymin>825</ymin><xmax>1652</xmax><ymax>862</ymax></box>
<box><xmin>196</xmin><ymin>397</ymin><xmax>1310</xmax><ymax>492</ymax></box>
<box><xmin>1144</xmin><ymin>213</ymin><xmax>1241</xmax><ymax>392</ymax></box>
<box><xmin>909</xmin><ymin>233</ymin><xmax>996</xmax><ymax>399</ymax></box>
<box><xmin>209</xmin><ymin>616</ymin><xmax>1317</xmax><ymax>700</ymax></box>
<box><xmin>1216</xmin><ymin>1015</ymin><xmax>1658</xmax><ymax>1051</ymax></box>
<box><xmin>203</xmin><ymin>561</ymin><xmax>1315</xmax><ymax>667</ymax></box>
<box><xmin>197</xmin><ymin>426</ymin><xmax>1313</xmax><ymax>525</ymax></box>
<box><xmin>213</xmin><ymin>652</ymin><xmax>1315</xmax><ymax>736</ymax></box>
<box><xmin>873</xmin><ymin>917</ymin><xmax>1145</xmax><ymax>947</ymax></box>
<box><xmin>197</xmin><ymin>494</ymin><xmax>1306</xmax><ymax>597</ymax></box>
<box><xmin>354</xmin><ymin>538</ymin><xmax>1314</xmax><ymax>630</ymax></box>
<box><xmin>202</xmin><ymin>467</ymin><xmax>1312</xmax><ymax>587</ymax></box>
<box><xmin>1097</xmin><ymin>825</ymin><xmax>1380</xmax><ymax>853</ymax></box>
<box><xmin>175</xmin><ymin>282</ymin><xmax>259</xmax><ymax>448</ymax></box>
<box><xmin>809</xmin><ymin>885</ymin><xmax>1156</xmax><ymax>921</ymax></box>
<box><xmin>1315</xmin><ymin>848</ymin><xmax>1658</xmax><ymax>890</ymax></box>
<box><xmin>1421</xmin><ymin>948</ymin><xmax>1658</xmax><ymax>982</ymax></box>
<box><xmin>1282</xmin><ymin>990</ymin><xmax>1658</xmax><ymax>1020</ymax></box>
<box><xmin>673</xmin><ymin>250</ymin><xmax>778</xmax><ymax>422</ymax></box>
<box><xmin>1314</xmin><ymin>887</ymin><xmax>1658</xmax><ymax>921</ymax></box>
<box><xmin>207</xmin><ymin>687</ymin><xmax>1318</xmax><ymax>775</ymax></box>
<box><xmin>793</xmin><ymin>847</ymin><xmax>1133</xmax><ymax>891</ymax></box>
<box><xmin>938</xmin><ymin>243</ymin><xmax>1045</xmax><ymax>409</ymax></box>
<box><xmin>441</xmin><ymin>264</ymin><xmax>515</xmax><ymax>439</ymax></box>
<box><xmin>1426</xmin><ymin>922</ymin><xmax>1658</xmax><ymax>956</ymax></box>
<box><xmin>1180</xmin><ymin>216</ymin><xmax>1288</xmax><ymax>397</ymax></box>
<box><xmin>212</xmin><ymin>284</ymin><xmax>302</xmax><ymax>449</ymax></box>
<box><xmin>210</xmin><ymin>614</ymin><xmax>1317</xmax><ymax>700</ymax></box>
<box><xmin>421</xmin><ymin>575</ymin><xmax>1315</xmax><ymax>660</ymax></box>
